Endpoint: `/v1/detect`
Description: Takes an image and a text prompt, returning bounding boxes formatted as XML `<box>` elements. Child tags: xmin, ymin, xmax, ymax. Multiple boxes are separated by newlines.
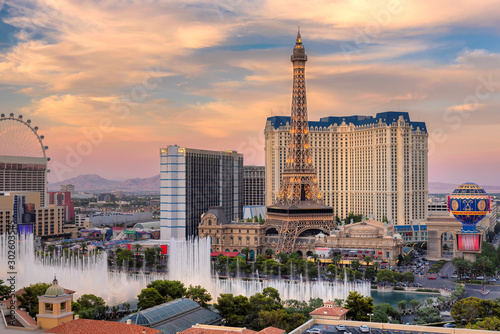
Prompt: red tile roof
<box><xmin>45</xmin><ymin>319</ymin><xmax>161</xmax><ymax>334</ymax></box>
<box><xmin>16</xmin><ymin>309</ymin><xmax>37</xmax><ymax>326</ymax></box>
<box><xmin>310</xmin><ymin>306</ymin><xmax>349</xmax><ymax>317</ymax></box>
<box><xmin>258</xmin><ymin>327</ymin><xmax>286</xmax><ymax>334</ymax></box>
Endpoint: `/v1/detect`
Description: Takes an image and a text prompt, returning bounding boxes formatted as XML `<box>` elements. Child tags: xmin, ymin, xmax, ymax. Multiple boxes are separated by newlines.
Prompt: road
<box><xmin>303</xmin><ymin>324</ymin><xmax>448</xmax><ymax>334</ymax></box>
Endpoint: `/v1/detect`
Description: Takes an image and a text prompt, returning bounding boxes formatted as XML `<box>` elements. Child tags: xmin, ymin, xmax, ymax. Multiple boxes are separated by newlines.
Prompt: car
<box><xmin>490</xmin><ymin>278</ymin><xmax>497</xmax><ymax>282</ymax></box>
<box><xmin>356</xmin><ymin>279</ymin><xmax>363</xmax><ymax>283</ymax></box>
<box><xmin>306</xmin><ymin>329</ymin><xmax>322</xmax><ymax>334</ymax></box>
<box><xmin>336</xmin><ymin>324</ymin><xmax>346</xmax><ymax>331</ymax></box>
<box><xmin>444</xmin><ymin>323</ymin><xmax>457</xmax><ymax>328</ymax></box>
<box><xmin>441</xmin><ymin>274</ymin><xmax>448</xmax><ymax>279</ymax></box>
<box><xmin>451</xmin><ymin>274</ymin><xmax>458</xmax><ymax>278</ymax></box>
<box><xmin>427</xmin><ymin>276</ymin><xmax>437</xmax><ymax>280</ymax></box>
<box><xmin>477</xmin><ymin>276</ymin><xmax>485</xmax><ymax>280</ymax></box>
<box><xmin>422</xmin><ymin>258</ymin><xmax>428</xmax><ymax>261</ymax></box>
<box><xmin>359</xmin><ymin>325</ymin><xmax>370</xmax><ymax>333</ymax></box>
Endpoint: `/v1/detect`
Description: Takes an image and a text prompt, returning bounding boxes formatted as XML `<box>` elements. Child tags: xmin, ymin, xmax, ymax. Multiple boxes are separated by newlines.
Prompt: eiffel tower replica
<box><xmin>267</xmin><ymin>29</ymin><xmax>336</xmax><ymax>254</ymax></box>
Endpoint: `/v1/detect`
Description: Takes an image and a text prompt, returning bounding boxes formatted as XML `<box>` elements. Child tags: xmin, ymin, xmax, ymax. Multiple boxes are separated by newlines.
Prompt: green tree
<box><xmin>470</xmin><ymin>316</ymin><xmax>500</xmax><ymax>331</ymax></box>
<box><xmin>17</xmin><ymin>282</ymin><xmax>51</xmax><ymax>317</ymax></box>
<box><xmin>410</xmin><ymin>299</ymin><xmax>421</xmax><ymax>313</ymax></box>
<box><xmin>214</xmin><ymin>294</ymin><xmax>252</xmax><ymax>327</ymax></box>
<box><xmin>241</xmin><ymin>247</ymin><xmax>251</xmax><ymax>259</ymax></box>
<box><xmin>137</xmin><ymin>287</ymin><xmax>164</xmax><ymax>310</ymax></box>
<box><xmin>258</xmin><ymin>309</ymin><xmax>306</xmax><ymax>332</ymax></box>
<box><xmin>76</xmin><ymin>294</ymin><xmax>107</xmax><ymax>319</ymax></box>
<box><xmin>265</xmin><ymin>248</ymin><xmax>274</xmax><ymax>257</ymax></box>
<box><xmin>416</xmin><ymin>307</ymin><xmax>441</xmax><ymax>324</ymax></box>
<box><xmin>452</xmin><ymin>257</ymin><xmax>472</xmax><ymax>280</ymax></box>
<box><xmin>186</xmin><ymin>285</ymin><xmax>212</xmax><ymax>307</ymax></box>
<box><xmin>351</xmin><ymin>260</ymin><xmax>361</xmax><ymax>271</ymax></box>
<box><xmin>144</xmin><ymin>247</ymin><xmax>160</xmax><ymax>268</ymax></box>
<box><xmin>402</xmin><ymin>271</ymin><xmax>415</xmax><ymax>283</ymax></box>
<box><xmin>116</xmin><ymin>249</ymin><xmax>134</xmax><ymax>267</ymax></box>
<box><xmin>377</xmin><ymin>269</ymin><xmax>395</xmax><ymax>284</ymax></box>
<box><xmin>146</xmin><ymin>280</ymin><xmax>186</xmax><ymax>302</ymax></box>
<box><xmin>451</xmin><ymin>297</ymin><xmax>484</xmax><ymax>324</ymax></box>
<box><xmin>0</xmin><ymin>279</ymin><xmax>11</xmax><ymax>300</ymax></box>
<box><xmin>344</xmin><ymin>291</ymin><xmax>374</xmax><ymax>321</ymax></box>
<box><xmin>397</xmin><ymin>300</ymin><xmax>407</xmax><ymax>314</ymax></box>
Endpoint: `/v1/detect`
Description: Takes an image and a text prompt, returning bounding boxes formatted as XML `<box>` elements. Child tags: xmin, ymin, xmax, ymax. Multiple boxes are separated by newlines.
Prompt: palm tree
<box><xmin>241</xmin><ymin>247</ymin><xmax>251</xmax><ymax>260</ymax></box>
<box><xmin>364</xmin><ymin>256</ymin><xmax>372</xmax><ymax>267</ymax></box>
<box><xmin>410</xmin><ymin>299</ymin><xmax>421</xmax><ymax>313</ymax></box>
<box><xmin>265</xmin><ymin>248</ymin><xmax>275</xmax><ymax>257</ymax></box>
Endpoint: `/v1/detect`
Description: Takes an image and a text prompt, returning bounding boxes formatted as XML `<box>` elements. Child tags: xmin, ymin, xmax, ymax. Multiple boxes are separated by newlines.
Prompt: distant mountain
<box><xmin>48</xmin><ymin>174</ymin><xmax>160</xmax><ymax>193</ymax></box>
<box><xmin>429</xmin><ymin>182</ymin><xmax>500</xmax><ymax>194</ymax></box>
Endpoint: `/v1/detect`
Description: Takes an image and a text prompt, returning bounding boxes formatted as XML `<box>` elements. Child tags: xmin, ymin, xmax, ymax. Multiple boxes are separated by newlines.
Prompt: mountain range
<box><xmin>48</xmin><ymin>174</ymin><xmax>160</xmax><ymax>193</ymax></box>
<box><xmin>48</xmin><ymin>174</ymin><xmax>500</xmax><ymax>194</ymax></box>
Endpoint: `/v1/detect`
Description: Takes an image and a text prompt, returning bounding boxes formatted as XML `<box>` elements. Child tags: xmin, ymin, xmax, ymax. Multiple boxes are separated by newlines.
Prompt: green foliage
<box><xmin>397</xmin><ymin>300</ymin><xmax>407</xmax><ymax>313</ymax></box>
<box><xmin>416</xmin><ymin>307</ymin><xmax>441</xmax><ymax>324</ymax></box>
<box><xmin>144</xmin><ymin>247</ymin><xmax>160</xmax><ymax>268</ymax></box>
<box><xmin>17</xmin><ymin>282</ymin><xmax>51</xmax><ymax>317</ymax></box>
<box><xmin>146</xmin><ymin>280</ymin><xmax>186</xmax><ymax>301</ymax></box>
<box><xmin>374</xmin><ymin>303</ymin><xmax>399</xmax><ymax>323</ymax></box>
<box><xmin>76</xmin><ymin>294</ymin><xmax>108</xmax><ymax>319</ymax></box>
<box><xmin>468</xmin><ymin>316</ymin><xmax>500</xmax><ymax>331</ymax></box>
<box><xmin>428</xmin><ymin>260</ymin><xmax>447</xmax><ymax>274</ymax></box>
<box><xmin>344</xmin><ymin>291</ymin><xmax>374</xmax><ymax>321</ymax></box>
<box><xmin>214</xmin><ymin>288</ymin><xmax>307</xmax><ymax>331</ymax></box>
<box><xmin>186</xmin><ymin>285</ymin><xmax>212</xmax><ymax>307</ymax></box>
<box><xmin>116</xmin><ymin>249</ymin><xmax>134</xmax><ymax>267</ymax></box>
<box><xmin>0</xmin><ymin>280</ymin><xmax>11</xmax><ymax>299</ymax></box>
<box><xmin>377</xmin><ymin>269</ymin><xmax>396</xmax><ymax>284</ymax></box>
<box><xmin>258</xmin><ymin>309</ymin><xmax>306</xmax><ymax>332</ymax></box>
<box><xmin>410</xmin><ymin>299</ymin><xmax>421</xmax><ymax>312</ymax></box>
<box><xmin>402</xmin><ymin>271</ymin><xmax>415</xmax><ymax>283</ymax></box>
<box><xmin>451</xmin><ymin>297</ymin><xmax>500</xmax><ymax>324</ymax></box>
<box><xmin>137</xmin><ymin>287</ymin><xmax>165</xmax><ymax>310</ymax></box>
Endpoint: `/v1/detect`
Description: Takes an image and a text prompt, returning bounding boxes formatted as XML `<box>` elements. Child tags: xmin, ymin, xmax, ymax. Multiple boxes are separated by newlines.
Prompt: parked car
<box><xmin>427</xmin><ymin>276</ymin><xmax>437</xmax><ymax>280</ymax></box>
<box><xmin>336</xmin><ymin>324</ymin><xmax>346</xmax><ymax>331</ymax></box>
<box><xmin>441</xmin><ymin>274</ymin><xmax>448</xmax><ymax>279</ymax></box>
<box><xmin>306</xmin><ymin>328</ymin><xmax>323</xmax><ymax>334</ymax></box>
<box><xmin>477</xmin><ymin>276</ymin><xmax>485</xmax><ymax>280</ymax></box>
<box><xmin>489</xmin><ymin>278</ymin><xmax>497</xmax><ymax>282</ymax></box>
<box><xmin>359</xmin><ymin>325</ymin><xmax>370</xmax><ymax>333</ymax></box>
<box><xmin>451</xmin><ymin>274</ymin><xmax>458</xmax><ymax>278</ymax></box>
<box><xmin>444</xmin><ymin>323</ymin><xmax>456</xmax><ymax>328</ymax></box>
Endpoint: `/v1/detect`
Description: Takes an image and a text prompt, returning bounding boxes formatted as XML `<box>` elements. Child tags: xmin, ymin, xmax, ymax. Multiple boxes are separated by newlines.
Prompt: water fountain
<box><xmin>0</xmin><ymin>234</ymin><xmax>370</xmax><ymax>305</ymax></box>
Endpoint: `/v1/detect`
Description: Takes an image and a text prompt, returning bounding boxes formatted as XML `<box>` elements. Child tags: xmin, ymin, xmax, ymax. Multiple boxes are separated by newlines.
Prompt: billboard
<box><xmin>457</xmin><ymin>233</ymin><xmax>481</xmax><ymax>252</ymax></box>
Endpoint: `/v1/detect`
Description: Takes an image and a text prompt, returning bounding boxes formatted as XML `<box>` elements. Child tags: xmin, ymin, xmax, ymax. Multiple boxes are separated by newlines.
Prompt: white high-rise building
<box><xmin>160</xmin><ymin>145</ymin><xmax>243</xmax><ymax>240</ymax></box>
<box><xmin>265</xmin><ymin>112</ymin><xmax>428</xmax><ymax>225</ymax></box>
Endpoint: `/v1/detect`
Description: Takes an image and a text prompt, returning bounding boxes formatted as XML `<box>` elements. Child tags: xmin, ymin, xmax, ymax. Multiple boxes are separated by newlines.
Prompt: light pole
<box><xmin>368</xmin><ymin>313</ymin><xmax>373</xmax><ymax>334</ymax></box>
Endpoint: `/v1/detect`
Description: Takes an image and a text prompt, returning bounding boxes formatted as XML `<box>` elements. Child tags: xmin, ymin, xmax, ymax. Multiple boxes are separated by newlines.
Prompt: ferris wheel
<box><xmin>0</xmin><ymin>113</ymin><xmax>50</xmax><ymax>160</ymax></box>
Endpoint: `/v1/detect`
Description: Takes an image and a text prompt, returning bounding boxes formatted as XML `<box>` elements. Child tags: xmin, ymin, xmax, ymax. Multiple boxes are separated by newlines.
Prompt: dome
<box><xmin>449</xmin><ymin>182</ymin><xmax>490</xmax><ymax>233</ymax></box>
<box><xmin>45</xmin><ymin>277</ymin><xmax>66</xmax><ymax>297</ymax></box>
<box><xmin>451</xmin><ymin>182</ymin><xmax>487</xmax><ymax>195</ymax></box>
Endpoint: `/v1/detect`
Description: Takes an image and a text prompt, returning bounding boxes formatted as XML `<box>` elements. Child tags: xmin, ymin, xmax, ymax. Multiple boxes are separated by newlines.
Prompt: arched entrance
<box><xmin>306</xmin><ymin>251</ymin><xmax>313</xmax><ymax>257</ymax></box>
<box><xmin>249</xmin><ymin>250</ymin><xmax>255</xmax><ymax>261</ymax></box>
<box><xmin>296</xmin><ymin>250</ymin><xmax>303</xmax><ymax>257</ymax></box>
<box><xmin>441</xmin><ymin>232</ymin><xmax>454</xmax><ymax>258</ymax></box>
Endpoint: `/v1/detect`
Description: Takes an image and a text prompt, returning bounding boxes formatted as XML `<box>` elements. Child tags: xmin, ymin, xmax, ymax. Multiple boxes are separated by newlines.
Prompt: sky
<box><xmin>0</xmin><ymin>0</ymin><xmax>499</xmax><ymax>185</ymax></box>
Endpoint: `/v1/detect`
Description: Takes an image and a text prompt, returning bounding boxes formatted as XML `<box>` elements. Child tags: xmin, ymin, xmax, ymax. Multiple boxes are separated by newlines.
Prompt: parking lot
<box><xmin>303</xmin><ymin>324</ymin><xmax>449</xmax><ymax>334</ymax></box>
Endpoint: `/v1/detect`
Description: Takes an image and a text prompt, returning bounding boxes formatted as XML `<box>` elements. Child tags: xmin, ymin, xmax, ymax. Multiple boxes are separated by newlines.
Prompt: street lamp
<box><xmin>368</xmin><ymin>313</ymin><xmax>373</xmax><ymax>334</ymax></box>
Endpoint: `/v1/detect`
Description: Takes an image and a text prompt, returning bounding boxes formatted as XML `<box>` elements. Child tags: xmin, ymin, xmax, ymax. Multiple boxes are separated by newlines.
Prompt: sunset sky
<box><xmin>0</xmin><ymin>0</ymin><xmax>499</xmax><ymax>185</ymax></box>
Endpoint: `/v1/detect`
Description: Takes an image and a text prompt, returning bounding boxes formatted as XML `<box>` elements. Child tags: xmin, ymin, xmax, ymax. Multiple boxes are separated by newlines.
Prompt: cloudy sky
<box><xmin>0</xmin><ymin>0</ymin><xmax>499</xmax><ymax>185</ymax></box>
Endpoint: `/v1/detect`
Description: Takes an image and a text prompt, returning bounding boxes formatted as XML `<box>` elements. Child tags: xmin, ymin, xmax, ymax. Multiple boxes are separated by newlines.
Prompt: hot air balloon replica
<box><xmin>448</xmin><ymin>182</ymin><xmax>490</xmax><ymax>259</ymax></box>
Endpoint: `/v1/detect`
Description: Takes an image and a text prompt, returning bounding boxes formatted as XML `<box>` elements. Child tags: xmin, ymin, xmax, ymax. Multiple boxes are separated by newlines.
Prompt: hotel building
<box><xmin>160</xmin><ymin>145</ymin><xmax>243</xmax><ymax>240</ymax></box>
<box><xmin>265</xmin><ymin>112</ymin><xmax>428</xmax><ymax>225</ymax></box>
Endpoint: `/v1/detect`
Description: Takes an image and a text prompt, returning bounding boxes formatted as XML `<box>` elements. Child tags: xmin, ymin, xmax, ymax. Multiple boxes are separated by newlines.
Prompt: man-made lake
<box><xmin>371</xmin><ymin>290</ymin><xmax>438</xmax><ymax>307</ymax></box>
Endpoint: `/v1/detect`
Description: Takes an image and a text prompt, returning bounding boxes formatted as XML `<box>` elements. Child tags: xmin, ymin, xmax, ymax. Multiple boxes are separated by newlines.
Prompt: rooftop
<box><xmin>45</xmin><ymin>319</ymin><xmax>160</xmax><ymax>334</ymax></box>
<box><xmin>267</xmin><ymin>111</ymin><xmax>427</xmax><ymax>133</ymax></box>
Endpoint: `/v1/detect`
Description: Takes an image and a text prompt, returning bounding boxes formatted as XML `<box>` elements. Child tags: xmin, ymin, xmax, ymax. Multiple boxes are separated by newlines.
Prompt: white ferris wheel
<box><xmin>0</xmin><ymin>113</ymin><xmax>50</xmax><ymax>162</ymax></box>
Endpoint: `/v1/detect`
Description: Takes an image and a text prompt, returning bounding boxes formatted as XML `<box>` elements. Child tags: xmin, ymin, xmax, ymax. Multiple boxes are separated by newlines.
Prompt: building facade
<box><xmin>160</xmin><ymin>145</ymin><xmax>243</xmax><ymax>240</ymax></box>
<box><xmin>60</xmin><ymin>184</ymin><xmax>75</xmax><ymax>195</ymax></box>
<box><xmin>198</xmin><ymin>207</ymin><xmax>266</xmax><ymax>258</ymax></box>
<box><xmin>48</xmin><ymin>191</ymin><xmax>75</xmax><ymax>222</ymax></box>
<box><xmin>265</xmin><ymin>112</ymin><xmax>428</xmax><ymax>225</ymax></box>
<box><xmin>243</xmin><ymin>166</ymin><xmax>265</xmax><ymax>206</ymax></box>
<box><xmin>315</xmin><ymin>220</ymin><xmax>404</xmax><ymax>266</ymax></box>
<box><xmin>0</xmin><ymin>155</ymin><xmax>48</xmax><ymax>206</ymax></box>
<box><xmin>0</xmin><ymin>191</ymin><xmax>65</xmax><ymax>237</ymax></box>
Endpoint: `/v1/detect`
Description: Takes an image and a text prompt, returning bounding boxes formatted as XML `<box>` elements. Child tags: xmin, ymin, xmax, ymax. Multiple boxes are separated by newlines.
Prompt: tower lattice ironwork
<box><xmin>267</xmin><ymin>30</ymin><xmax>336</xmax><ymax>254</ymax></box>
<box><xmin>276</xmin><ymin>29</ymin><xmax>322</xmax><ymax>206</ymax></box>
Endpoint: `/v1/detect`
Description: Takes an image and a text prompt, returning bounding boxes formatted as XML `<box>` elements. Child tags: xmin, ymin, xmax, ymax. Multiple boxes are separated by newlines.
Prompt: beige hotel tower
<box><xmin>265</xmin><ymin>112</ymin><xmax>428</xmax><ymax>225</ymax></box>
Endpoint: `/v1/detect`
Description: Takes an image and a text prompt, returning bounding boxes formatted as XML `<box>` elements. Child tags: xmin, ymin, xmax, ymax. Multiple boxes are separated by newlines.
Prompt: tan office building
<box><xmin>265</xmin><ymin>112</ymin><xmax>428</xmax><ymax>225</ymax></box>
